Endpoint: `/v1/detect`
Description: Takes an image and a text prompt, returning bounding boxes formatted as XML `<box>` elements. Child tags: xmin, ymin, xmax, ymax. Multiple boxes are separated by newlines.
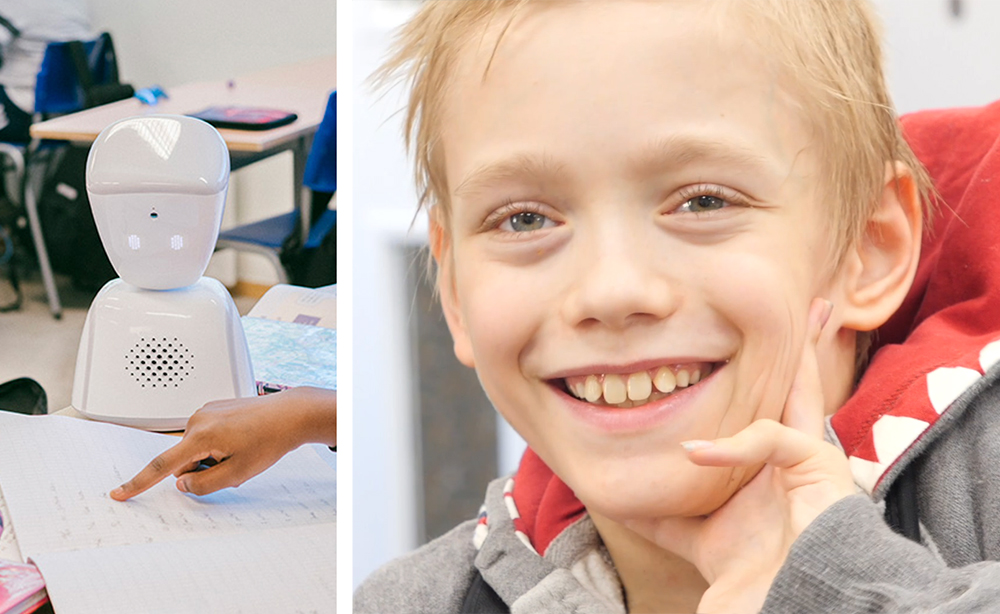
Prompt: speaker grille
<box><xmin>124</xmin><ymin>337</ymin><xmax>194</xmax><ymax>388</ymax></box>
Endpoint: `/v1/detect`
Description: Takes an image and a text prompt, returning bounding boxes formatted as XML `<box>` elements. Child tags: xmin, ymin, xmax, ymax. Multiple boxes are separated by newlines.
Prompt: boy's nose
<box><xmin>560</xmin><ymin>230</ymin><xmax>679</xmax><ymax>330</ymax></box>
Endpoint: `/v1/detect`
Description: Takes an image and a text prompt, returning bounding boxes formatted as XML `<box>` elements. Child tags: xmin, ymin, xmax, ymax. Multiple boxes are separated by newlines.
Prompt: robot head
<box><xmin>86</xmin><ymin>115</ymin><xmax>229</xmax><ymax>290</ymax></box>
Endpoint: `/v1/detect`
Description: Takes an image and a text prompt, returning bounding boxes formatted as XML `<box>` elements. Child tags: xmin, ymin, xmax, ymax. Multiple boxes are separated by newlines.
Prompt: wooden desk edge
<box><xmin>28</xmin><ymin>126</ymin><xmax>282</xmax><ymax>154</ymax></box>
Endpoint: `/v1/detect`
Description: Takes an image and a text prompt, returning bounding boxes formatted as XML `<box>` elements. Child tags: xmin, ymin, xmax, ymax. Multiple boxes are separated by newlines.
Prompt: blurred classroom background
<box><xmin>0</xmin><ymin>0</ymin><xmax>336</xmax><ymax>411</ymax></box>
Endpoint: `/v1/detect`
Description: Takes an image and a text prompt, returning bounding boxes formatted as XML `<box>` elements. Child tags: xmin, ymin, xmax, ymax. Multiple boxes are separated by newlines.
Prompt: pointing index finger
<box><xmin>110</xmin><ymin>440</ymin><xmax>193</xmax><ymax>501</ymax></box>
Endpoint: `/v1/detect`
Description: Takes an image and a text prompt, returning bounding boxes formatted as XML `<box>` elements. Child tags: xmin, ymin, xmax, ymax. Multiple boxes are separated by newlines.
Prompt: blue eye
<box><xmin>501</xmin><ymin>211</ymin><xmax>554</xmax><ymax>232</ymax></box>
<box><xmin>678</xmin><ymin>194</ymin><xmax>728</xmax><ymax>213</ymax></box>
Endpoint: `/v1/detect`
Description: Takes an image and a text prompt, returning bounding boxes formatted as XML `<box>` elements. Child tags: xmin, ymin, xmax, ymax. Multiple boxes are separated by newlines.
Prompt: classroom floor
<box><xmin>0</xmin><ymin>273</ymin><xmax>257</xmax><ymax>413</ymax></box>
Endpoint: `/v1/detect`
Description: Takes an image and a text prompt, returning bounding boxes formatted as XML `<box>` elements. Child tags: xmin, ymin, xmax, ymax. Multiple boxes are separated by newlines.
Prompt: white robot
<box><xmin>71</xmin><ymin>115</ymin><xmax>255</xmax><ymax>430</ymax></box>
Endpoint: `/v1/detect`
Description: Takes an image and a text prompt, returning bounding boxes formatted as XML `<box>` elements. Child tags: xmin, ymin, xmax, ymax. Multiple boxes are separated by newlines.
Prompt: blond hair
<box><xmin>375</xmin><ymin>0</ymin><xmax>934</xmax><ymax>251</ymax></box>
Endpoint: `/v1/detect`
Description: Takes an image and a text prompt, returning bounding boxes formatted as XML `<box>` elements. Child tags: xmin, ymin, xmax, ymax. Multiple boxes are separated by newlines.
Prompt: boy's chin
<box><xmin>574</xmin><ymin>465</ymin><xmax>741</xmax><ymax>522</ymax></box>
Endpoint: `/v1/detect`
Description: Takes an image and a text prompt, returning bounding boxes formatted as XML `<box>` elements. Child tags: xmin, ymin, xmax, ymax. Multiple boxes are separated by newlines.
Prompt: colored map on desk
<box><xmin>242</xmin><ymin>317</ymin><xmax>336</xmax><ymax>393</ymax></box>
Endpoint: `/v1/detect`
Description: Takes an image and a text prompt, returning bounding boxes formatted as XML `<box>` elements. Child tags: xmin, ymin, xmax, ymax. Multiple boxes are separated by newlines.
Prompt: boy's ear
<box><xmin>430</xmin><ymin>212</ymin><xmax>476</xmax><ymax>368</ymax></box>
<box><xmin>836</xmin><ymin>162</ymin><xmax>923</xmax><ymax>332</ymax></box>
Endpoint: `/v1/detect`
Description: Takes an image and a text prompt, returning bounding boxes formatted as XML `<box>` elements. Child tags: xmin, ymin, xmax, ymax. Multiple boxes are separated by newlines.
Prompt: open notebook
<box><xmin>0</xmin><ymin>411</ymin><xmax>336</xmax><ymax>614</ymax></box>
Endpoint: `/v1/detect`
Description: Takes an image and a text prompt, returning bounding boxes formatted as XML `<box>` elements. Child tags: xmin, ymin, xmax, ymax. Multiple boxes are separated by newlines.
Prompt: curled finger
<box><xmin>681</xmin><ymin>419</ymin><xmax>826</xmax><ymax>469</ymax></box>
<box><xmin>178</xmin><ymin>458</ymin><xmax>251</xmax><ymax>496</ymax></box>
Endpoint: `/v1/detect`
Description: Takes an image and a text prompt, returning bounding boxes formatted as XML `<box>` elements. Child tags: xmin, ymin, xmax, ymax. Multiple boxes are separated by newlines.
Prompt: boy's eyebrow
<box><xmin>453</xmin><ymin>136</ymin><xmax>781</xmax><ymax>199</ymax></box>
<box><xmin>629</xmin><ymin>135</ymin><xmax>779</xmax><ymax>178</ymax></box>
<box><xmin>454</xmin><ymin>153</ymin><xmax>565</xmax><ymax>199</ymax></box>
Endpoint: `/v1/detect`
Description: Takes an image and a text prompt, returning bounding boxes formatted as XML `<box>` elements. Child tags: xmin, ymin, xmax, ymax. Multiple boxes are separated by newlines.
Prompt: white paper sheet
<box><xmin>0</xmin><ymin>412</ymin><xmax>336</xmax><ymax>559</ymax></box>
<box><xmin>33</xmin><ymin>522</ymin><xmax>336</xmax><ymax>614</ymax></box>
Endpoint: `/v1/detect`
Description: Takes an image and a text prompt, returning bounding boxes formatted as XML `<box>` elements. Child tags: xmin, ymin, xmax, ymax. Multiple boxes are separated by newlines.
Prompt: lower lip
<box><xmin>554</xmin><ymin>365</ymin><xmax>722</xmax><ymax>433</ymax></box>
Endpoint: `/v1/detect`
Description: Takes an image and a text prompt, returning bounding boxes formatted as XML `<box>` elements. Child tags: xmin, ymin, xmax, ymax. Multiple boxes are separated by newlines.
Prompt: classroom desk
<box><xmin>24</xmin><ymin>55</ymin><xmax>336</xmax><ymax>319</ymax></box>
<box><xmin>1</xmin><ymin>286</ymin><xmax>335</xmax><ymax>611</ymax></box>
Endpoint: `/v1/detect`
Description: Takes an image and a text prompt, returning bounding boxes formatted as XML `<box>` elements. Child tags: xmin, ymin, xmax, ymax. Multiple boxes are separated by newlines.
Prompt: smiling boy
<box><xmin>356</xmin><ymin>1</ymin><xmax>1000</xmax><ymax>613</ymax></box>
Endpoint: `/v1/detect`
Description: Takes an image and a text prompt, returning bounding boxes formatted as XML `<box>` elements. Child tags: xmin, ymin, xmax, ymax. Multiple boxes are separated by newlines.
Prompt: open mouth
<box><xmin>554</xmin><ymin>362</ymin><xmax>719</xmax><ymax>409</ymax></box>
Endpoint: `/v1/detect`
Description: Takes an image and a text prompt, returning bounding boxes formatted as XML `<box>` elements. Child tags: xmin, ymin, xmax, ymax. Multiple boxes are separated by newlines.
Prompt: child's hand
<box><xmin>626</xmin><ymin>298</ymin><xmax>856</xmax><ymax>614</ymax></box>
<box><xmin>110</xmin><ymin>387</ymin><xmax>336</xmax><ymax>501</ymax></box>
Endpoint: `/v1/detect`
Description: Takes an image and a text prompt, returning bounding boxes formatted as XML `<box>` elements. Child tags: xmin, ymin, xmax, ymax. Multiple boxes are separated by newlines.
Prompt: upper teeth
<box><xmin>565</xmin><ymin>364</ymin><xmax>712</xmax><ymax>408</ymax></box>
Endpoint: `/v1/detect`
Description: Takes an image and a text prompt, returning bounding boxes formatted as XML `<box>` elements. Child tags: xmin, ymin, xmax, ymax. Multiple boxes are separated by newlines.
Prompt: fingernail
<box><xmin>110</xmin><ymin>487</ymin><xmax>123</xmax><ymax>497</ymax></box>
<box><xmin>177</xmin><ymin>479</ymin><xmax>188</xmax><ymax>493</ymax></box>
<box><xmin>680</xmin><ymin>440</ymin><xmax>714</xmax><ymax>452</ymax></box>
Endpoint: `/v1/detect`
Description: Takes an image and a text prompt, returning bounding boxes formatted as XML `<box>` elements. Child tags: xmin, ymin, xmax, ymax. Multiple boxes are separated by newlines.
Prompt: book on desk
<box><xmin>0</xmin><ymin>559</ymin><xmax>47</xmax><ymax>614</ymax></box>
<box><xmin>187</xmin><ymin>106</ymin><xmax>298</xmax><ymax>131</ymax></box>
<box><xmin>0</xmin><ymin>411</ymin><xmax>335</xmax><ymax>614</ymax></box>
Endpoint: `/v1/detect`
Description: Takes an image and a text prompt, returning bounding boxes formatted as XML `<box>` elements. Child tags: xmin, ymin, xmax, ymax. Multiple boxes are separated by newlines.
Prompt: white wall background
<box><xmin>352</xmin><ymin>0</ymin><xmax>1000</xmax><ymax>590</ymax></box>
<box><xmin>87</xmin><ymin>0</ymin><xmax>337</xmax><ymax>286</ymax></box>
<box><xmin>873</xmin><ymin>0</ymin><xmax>1000</xmax><ymax>114</ymax></box>
<box><xmin>352</xmin><ymin>0</ymin><xmax>426</xmax><ymax>589</ymax></box>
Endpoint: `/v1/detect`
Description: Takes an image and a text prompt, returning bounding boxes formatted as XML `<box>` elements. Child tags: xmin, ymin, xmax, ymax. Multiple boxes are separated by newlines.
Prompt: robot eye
<box><xmin>150</xmin><ymin>212</ymin><xmax>158</xmax><ymax>219</ymax></box>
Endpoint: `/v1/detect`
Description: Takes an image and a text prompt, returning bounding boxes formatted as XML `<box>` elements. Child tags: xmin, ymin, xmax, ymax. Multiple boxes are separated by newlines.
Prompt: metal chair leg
<box><xmin>0</xmin><ymin>141</ymin><xmax>63</xmax><ymax>318</ymax></box>
<box><xmin>23</xmin><ymin>164</ymin><xmax>62</xmax><ymax>319</ymax></box>
<box><xmin>0</xmin><ymin>143</ymin><xmax>24</xmax><ymax>203</ymax></box>
<box><xmin>265</xmin><ymin>249</ymin><xmax>290</xmax><ymax>285</ymax></box>
<box><xmin>215</xmin><ymin>238</ymin><xmax>290</xmax><ymax>285</ymax></box>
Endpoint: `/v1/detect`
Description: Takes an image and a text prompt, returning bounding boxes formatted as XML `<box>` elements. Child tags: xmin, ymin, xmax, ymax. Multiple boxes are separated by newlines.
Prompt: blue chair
<box><xmin>0</xmin><ymin>32</ymin><xmax>124</xmax><ymax>317</ymax></box>
<box><xmin>216</xmin><ymin>91</ymin><xmax>336</xmax><ymax>285</ymax></box>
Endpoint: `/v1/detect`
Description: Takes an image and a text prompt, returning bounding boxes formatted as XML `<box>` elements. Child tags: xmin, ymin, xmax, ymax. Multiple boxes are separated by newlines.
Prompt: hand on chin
<box><xmin>622</xmin><ymin>299</ymin><xmax>856</xmax><ymax>614</ymax></box>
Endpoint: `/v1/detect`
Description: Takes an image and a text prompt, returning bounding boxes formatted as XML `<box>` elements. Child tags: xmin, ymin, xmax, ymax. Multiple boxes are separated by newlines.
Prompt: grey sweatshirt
<box><xmin>355</xmin><ymin>361</ymin><xmax>1000</xmax><ymax>613</ymax></box>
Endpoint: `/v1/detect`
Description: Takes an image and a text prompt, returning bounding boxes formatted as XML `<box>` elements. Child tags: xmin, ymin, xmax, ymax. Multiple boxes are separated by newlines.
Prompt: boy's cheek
<box><xmin>710</xmin><ymin>252</ymin><xmax>816</xmax><ymax>337</ymax></box>
<box><xmin>455</xmin><ymin>264</ymin><xmax>555</xmax><ymax>331</ymax></box>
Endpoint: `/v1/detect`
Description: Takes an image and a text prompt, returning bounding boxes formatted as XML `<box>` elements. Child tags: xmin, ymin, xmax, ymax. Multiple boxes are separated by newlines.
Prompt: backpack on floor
<box><xmin>37</xmin><ymin>145</ymin><xmax>117</xmax><ymax>292</ymax></box>
<box><xmin>0</xmin><ymin>377</ymin><xmax>47</xmax><ymax>415</ymax></box>
<box><xmin>280</xmin><ymin>204</ymin><xmax>336</xmax><ymax>288</ymax></box>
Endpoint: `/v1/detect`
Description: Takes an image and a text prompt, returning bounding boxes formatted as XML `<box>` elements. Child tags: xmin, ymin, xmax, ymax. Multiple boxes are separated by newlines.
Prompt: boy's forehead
<box><xmin>439</xmin><ymin>0</ymin><xmax>820</xmax><ymax>206</ymax></box>
<box><xmin>448</xmin><ymin>1</ymin><xmax>735</xmax><ymax>84</ymax></box>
